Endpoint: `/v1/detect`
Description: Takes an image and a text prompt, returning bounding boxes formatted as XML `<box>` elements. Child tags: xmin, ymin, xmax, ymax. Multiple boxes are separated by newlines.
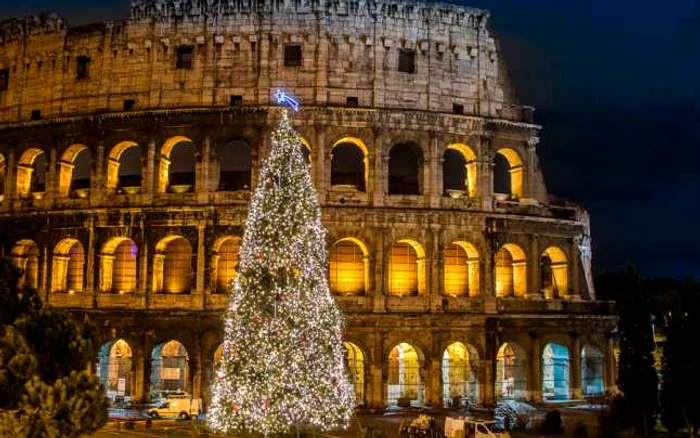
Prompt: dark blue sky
<box><xmin>2</xmin><ymin>0</ymin><xmax>699</xmax><ymax>279</ymax></box>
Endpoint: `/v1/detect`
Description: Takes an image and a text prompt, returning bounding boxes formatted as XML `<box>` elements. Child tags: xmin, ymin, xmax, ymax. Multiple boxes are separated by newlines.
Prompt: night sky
<box><xmin>1</xmin><ymin>0</ymin><xmax>698</xmax><ymax>279</ymax></box>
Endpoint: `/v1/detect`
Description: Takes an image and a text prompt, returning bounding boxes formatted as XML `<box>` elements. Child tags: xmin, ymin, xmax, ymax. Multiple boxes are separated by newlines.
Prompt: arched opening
<box><xmin>496</xmin><ymin>343</ymin><xmax>528</xmax><ymax>400</ymax></box>
<box><xmin>107</xmin><ymin>141</ymin><xmax>143</xmax><ymax>193</ymax></box>
<box><xmin>213</xmin><ymin>344</ymin><xmax>224</xmax><ymax>371</ymax></box>
<box><xmin>581</xmin><ymin>345</ymin><xmax>604</xmax><ymax>396</ymax></box>
<box><xmin>11</xmin><ymin>239</ymin><xmax>40</xmax><ymax>290</ymax></box>
<box><xmin>100</xmin><ymin>237</ymin><xmax>138</xmax><ymax>294</ymax></box>
<box><xmin>387</xmin><ymin>342</ymin><xmax>423</xmax><ymax>407</ymax></box>
<box><xmin>442</xmin><ymin>342</ymin><xmax>478</xmax><ymax>407</ymax></box>
<box><xmin>444</xmin><ymin>144</ymin><xmax>477</xmax><ymax>198</ymax></box>
<box><xmin>388</xmin><ymin>240</ymin><xmax>425</xmax><ymax>296</ymax></box>
<box><xmin>329</xmin><ymin>238</ymin><xmax>369</xmax><ymax>296</ymax></box>
<box><xmin>443</xmin><ymin>241</ymin><xmax>480</xmax><ymax>297</ymax></box>
<box><xmin>541</xmin><ymin>247</ymin><xmax>568</xmax><ymax>299</ymax></box>
<box><xmin>17</xmin><ymin>148</ymin><xmax>47</xmax><ymax>198</ymax></box>
<box><xmin>494</xmin><ymin>148</ymin><xmax>523</xmax><ymax>199</ymax></box>
<box><xmin>151</xmin><ymin>340</ymin><xmax>189</xmax><ymax>397</ymax></box>
<box><xmin>154</xmin><ymin>236</ymin><xmax>192</xmax><ymax>294</ymax></box>
<box><xmin>300</xmin><ymin>138</ymin><xmax>312</xmax><ymax>164</ymax></box>
<box><xmin>97</xmin><ymin>339</ymin><xmax>133</xmax><ymax>406</ymax></box>
<box><xmin>57</xmin><ymin>144</ymin><xmax>91</xmax><ymax>198</ymax></box>
<box><xmin>331</xmin><ymin>138</ymin><xmax>368</xmax><ymax>192</ymax></box>
<box><xmin>51</xmin><ymin>238</ymin><xmax>85</xmax><ymax>293</ymax></box>
<box><xmin>542</xmin><ymin>343</ymin><xmax>570</xmax><ymax>400</ymax></box>
<box><xmin>160</xmin><ymin>136</ymin><xmax>196</xmax><ymax>194</ymax></box>
<box><xmin>388</xmin><ymin>143</ymin><xmax>422</xmax><ymax>195</ymax></box>
<box><xmin>217</xmin><ymin>140</ymin><xmax>252</xmax><ymax>191</ymax></box>
<box><xmin>344</xmin><ymin>342</ymin><xmax>365</xmax><ymax>405</ymax></box>
<box><xmin>495</xmin><ymin>244</ymin><xmax>527</xmax><ymax>297</ymax></box>
<box><xmin>212</xmin><ymin>236</ymin><xmax>241</xmax><ymax>294</ymax></box>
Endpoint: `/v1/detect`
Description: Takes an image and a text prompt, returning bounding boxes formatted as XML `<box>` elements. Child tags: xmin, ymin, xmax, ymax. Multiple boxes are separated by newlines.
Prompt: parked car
<box><xmin>148</xmin><ymin>395</ymin><xmax>202</xmax><ymax>420</ymax></box>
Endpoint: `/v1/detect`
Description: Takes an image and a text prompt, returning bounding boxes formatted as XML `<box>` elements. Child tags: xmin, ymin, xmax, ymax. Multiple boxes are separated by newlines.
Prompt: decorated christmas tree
<box><xmin>207</xmin><ymin>102</ymin><xmax>354</xmax><ymax>435</ymax></box>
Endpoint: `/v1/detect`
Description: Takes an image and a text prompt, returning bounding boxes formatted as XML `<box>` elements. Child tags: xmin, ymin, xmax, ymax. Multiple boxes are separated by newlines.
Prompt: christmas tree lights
<box><xmin>207</xmin><ymin>106</ymin><xmax>354</xmax><ymax>435</ymax></box>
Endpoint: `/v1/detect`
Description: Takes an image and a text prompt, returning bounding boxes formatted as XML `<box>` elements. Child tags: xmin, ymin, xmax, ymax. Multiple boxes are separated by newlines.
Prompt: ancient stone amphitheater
<box><xmin>0</xmin><ymin>0</ymin><xmax>615</xmax><ymax>410</ymax></box>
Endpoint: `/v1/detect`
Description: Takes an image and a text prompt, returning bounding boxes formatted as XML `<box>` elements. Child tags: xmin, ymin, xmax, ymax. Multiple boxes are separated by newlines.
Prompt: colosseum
<box><xmin>0</xmin><ymin>0</ymin><xmax>615</xmax><ymax>411</ymax></box>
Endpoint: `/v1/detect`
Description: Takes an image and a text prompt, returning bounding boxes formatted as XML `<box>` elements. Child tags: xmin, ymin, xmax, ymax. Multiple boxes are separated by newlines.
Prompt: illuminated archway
<box><xmin>154</xmin><ymin>236</ymin><xmax>192</xmax><ymax>293</ymax></box>
<box><xmin>97</xmin><ymin>339</ymin><xmax>133</xmax><ymax>404</ymax></box>
<box><xmin>100</xmin><ymin>237</ymin><xmax>138</xmax><ymax>293</ymax></box>
<box><xmin>159</xmin><ymin>136</ymin><xmax>195</xmax><ymax>193</ymax></box>
<box><xmin>541</xmin><ymin>246</ymin><xmax>568</xmax><ymax>299</ymax></box>
<box><xmin>11</xmin><ymin>239</ymin><xmax>40</xmax><ymax>290</ymax></box>
<box><xmin>151</xmin><ymin>340</ymin><xmax>189</xmax><ymax>395</ymax></box>
<box><xmin>387</xmin><ymin>342</ymin><xmax>424</xmax><ymax>407</ymax></box>
<box><xmin>442</xmin><ymin>342</ymin><xmax>478</xmax><ymax>406</ymax></box>
<box><xmin>496</xmin><ymin>342</ymin><xmax>528</xmax><ymax>400</ymax></box>
<box><xmin>444</xmin><ymin>143</ymin><xmax>477</xmax><ymax>198</ymax></box>
<box><xmin>582</xmin><ymin>345</ymin><xmax>604</xmax><ymax>396</ymax></box>
<box><xmin>331</xmin><ymin>137</ymin><xmax>369</xmax><ymax>192</ymax></box>
<box><xmin>57</xmin><ymin>144</ymin><xmax>91</xmax><ymax>197</ymax></box>
<box><xmin>388</xmin><ymin>240</ymin><xmax>426</xmax><ymax>296</ymax></box>
<box><xmin>329</xmin><ymin>238</ymin><xmax>369</xmax><ymax>295</ymax></box>
<box><xmin>106</xmin><ymin>141</ymin><xmax>142</xmax><ymax>192</ymax></box>
<box><xmin>494</xmin><ymin>148</ymin><xmax>523</xmax><ymax>199</ymax></box>
<box><xmin>52</xmin><ymin>238</ymin><xmax>85</xmax><ymax>293</ymax></box>
<box><xmin>212</xmin><ymin>236</ymin><xmax>241</xmax><ymax>294</ymax></box>
<box><xmin>443</xmin><ymin>241</ymin><xmax>480</xmax><ymax>297</ymax></box>
<box><xmin>344</xmin><ymin>342</ymin><xmax>365</xmax><ymax>405</ymax></box>
<box><xmin>16</xmin><ymin>148</ymin><xmax>47</xmax><ymax>198</ymax></box>
<box><xmin>388</xmin><ymin>143</ymin><xmax>422</xmax><ymax>195</ymax></box>
<box><xmin>495</xmin><ymin>244</ymin><xmax>527</xmax><ymax>297</ymax></box>
<box><xmin>543</xmin><ymin>343</ymin><xmax>570</xmax><ymax>400</ymax></box>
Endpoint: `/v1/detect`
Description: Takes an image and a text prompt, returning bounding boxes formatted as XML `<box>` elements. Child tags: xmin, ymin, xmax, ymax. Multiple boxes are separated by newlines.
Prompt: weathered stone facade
<box><xmin>0</xmin><ymin>0</ymin><xmax>615</xmax><ymax>410</ymax></box>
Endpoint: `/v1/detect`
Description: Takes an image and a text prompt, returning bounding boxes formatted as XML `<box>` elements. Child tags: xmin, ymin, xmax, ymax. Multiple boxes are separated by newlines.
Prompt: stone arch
<box><xmin>496</xmin><ymin>342</ymin><xmax>529</xmax><ymax>400</ymax></box>
<box><xmin>541</xmin><ymin>246</ymin><xmax>568</xmax><ymax>299</ymax></box>
<box><xmin>299</xmin><ymin>137</ymin><xmax>312</xmax><ymax>164</ymax></box>
<box><xmin>16</xmin><ymin>147</ymin><xmax>47</xmax><ymax>198</ymax></box>
<box><xmin>331</xmin><ymin>136</ymin><xmax>369</xmax><ymax>192</ymax></box>
<box><xmin>494</xmin><ymin>147</ymin><xmax>523</xmax><ymax>199</ymax></box>
<box><xmin>495</xmin><ymin>243</ymin><xmax>527</xmax><ymax>297</ymax></box>
<box><xmin>387</xmin><ymin>342</ymin><xmax>425</xmax><ymax>407</ymax></box>
<box><xmin>444</xmin><ymin>143</ymin><xmax>477</xmax><ymax>198</ymax></box>
<box><xmin>150</xmin><ymin>340</ymin><xmax>189</xmax><ymax>395</ymax></box>
<box><xmin>581</xmin><ymin>344</ymin><xmax>604</xmax><ymax>396</ymax></box>
<box><xmin>211</xmin><ymin>236</ymin><xmax>241</xmax><ymax>294</ymax></box>
<box><xmin>388</xmin><ymin>142</ymin><xmax>423</xmax><ymax>195</ymax></box>
<box><xmin>442</xmin><ymin>341</ymin><xmax>479</xmax><ymax>406</ymax></box>
<box><xmin>57</xmin><ymin>144</ymin><xmax>91</xmax><ymax>198</ymax></box>
<box><xmin>107</xmin><ymin>141</ymin><xmax>142</xmax><ymax>193</ymax></box>
<box><xmin>51</xmin><ymin>238</ymin><xmax>85</xmax><ymax>293</ymax></box>
<box><xmin>100</xmin><ymin>237</ymin><xmax>138</xmax><ymax>293</ymax></box>
<box><xmin>154</xmin><ymin>235</ymin><xmax>193</xmax><ymax>294</ymax></box>
<box><xmin>443</xmin><ymin>241</ymin><xmax>480</xmax><ymax>297</ymax></box>
<box><xmin>11</xmin><ymin>239</ymin><xmax>40</xmax><ymax>290</ymax></box>
<box><xmin>213</xmin><ymin>343</ymin><xmax>224</xmax><ymax>371</ymax></box>
<box><xmin>388</xmin><ymin>239</ymin><xmax>426</xmax><ymax>296</ymax></box>
<box><xmin>542</xmin><ymin>342</ymin><xmax>570</xmax><ymax>400</ymax></box>
<box><xmin>344</xmin><ymin>341</ymin><xmax>366</xmax><ymax>406</ymax></box>
<box><xmin>97</xmin><ymin>339</ymin><xmax>133</xmax><ymax>404</ymax></box>
<box><xmin>216</xmin><ymin>139</ymin><xmax>252</xmax><ymax>191</ymax></box>
<box><xmin>159</xmin><ymin>136</ymin><xmax>195</xmax><ymax>193</ymax></box>
<box><xmin>329</xmin><ymin>237</ymin><xmax>370</xmax><ymax>296</ymax></box>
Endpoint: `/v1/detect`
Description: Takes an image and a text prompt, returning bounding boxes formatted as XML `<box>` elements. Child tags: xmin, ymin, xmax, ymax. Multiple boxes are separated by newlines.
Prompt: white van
<box><xmin>148</xmin><ymin>395</ymin><xmax>202</xmax><ymax>420</ymax></box>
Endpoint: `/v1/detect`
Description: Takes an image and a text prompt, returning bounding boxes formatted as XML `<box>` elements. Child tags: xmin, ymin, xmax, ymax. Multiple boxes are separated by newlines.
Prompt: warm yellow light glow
<box><xmin>446</xmin><ymin>143</ymin><xmax>477</xmax><ymax>198</ymax></box>
<box><xmin>541</xmin><ymin>246</ymin><xmax>568</xmax><ymax>298</ymax></box>
<box><xmin>495</xmin><ymin>148</ymin><xmax>523</xmax><ymax>199</ymax></box>
<box><xmin>344</xmin><ymin>342</ymin><xmax>365</xmax><ymax>404</ymax></box>
<box><xmin>106</xmin><ymin>141</ymin><xmax>139</xmax><ymax>190</ymax></box>
<box><xmin>389</xmin><ymin>240</ymin><xmax>425</xmax><ymax>296</ymax></box>
<box><xmin>388</xmin><ymin>342</ymin><xmax>422</xmax><ymax>404</ymax></box>
<box><xmin>330</xmin><ymin>238</ymin><xmax>368</xmax><ymax>295</ymax></box>
<box><xmin>495</xmin><ymin>244</ymin><xmax>527</xmax><ymax>297</ymax></box>
<box><xmin>213</xmin><ymin>236</ymin><xmax>241</xmax><ymax>294</ymax></box>
<box><xmin>155</xmin><ymin>236</ymin><xmax>192</xmax><ymax>294</ymax></box>
<box><xmin>443</xmin><ymin>241</ymin><xmax>480</xmax><ymax>297</ymax></box>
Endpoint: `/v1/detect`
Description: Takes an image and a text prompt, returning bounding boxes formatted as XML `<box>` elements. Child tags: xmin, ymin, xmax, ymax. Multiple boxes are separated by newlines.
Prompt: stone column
<box><xmin>196</xmin><ymin>134</ymin><xmax>211</xmax><ymax>194</ymax></box>
<box><xmin>93</xmin><ymin>140</ymin><xmax>105</xmax><ymax>204</ymax></box>
<box><xmin>569</xmin><ymin>240</ymin><xmax>581</xmax><ymax>299</ymax></box>
<box><xmin>196</xmin><ymin>224</ymin><xmax>206</xmax><ymax>295</ymax></box>
<box><xmin>428</xmin><ymin>225</ymin><xmax>442</xmax><ymax>312</ymax></box>
<box><xmin>605</xmin><ymin>334</ymin><xmax>617</xmax><ymax>393</ymax></box>
<box><xmin>144</xmin><ymin>138</ymin><xmax>156</xmax><ymax>195</ymax></box>
<box><xmin>133</xmin><ymin>337</ymin><xmax>148</xmax><ymax>403</ymax></box>
<box><xmin>478</xmin><ymin>135</ymin><xmax>494</xmax><ymax>211</ymax></box>
<box><xmin>425</xmin><ymin>355</ymin><xmax>442</xmax><ymax>407</ymax></box>
<box><xmin>529</xmin><ymin>334</ymin><xmax>542</xmax><ymax>402</ymax></box>
<box><xmin>526</xmin><ymin>137</ymin><xmax>539</xmax><ymax>200</ymax></box>
<box><xmin>372</xmin><ymin>129</ymin><xmax>385</xmax><ymax>206</ymax></box>
<box><xmin>315</xmin><ymin>127</ymin><xmax>326</xmax><ymax>198</ymax></box>
<box><xmin>527</xmin><ymin>235</ymin><xmax>542</xmax><ymax>299</ymax></box>
<box><xmin>140</xmin><ymin>239</ymin><xmax>150</xmax><ymax>298</ymax></box>
<box><xmin>45</xmin><ymin>146</ymin><xmax>57</xmax><ymax>202</ymax></box>
<box><xmin>427</xmin><ymin>132</ymin><xmax>441</xmax><ymax>208</ymax></box>
<box><xmin>5</xmin><ymin>149</ymin><xmax>16</xmax><ymax>202</ymax></box>
<box><xmin>372</xmin><ymin>230</ymin><xmax>387</xmax><ymax>312</ymax></box>
<box><xmin>191</xmin><ymin>335</ymin><xmax>203</xmax><ymax>400</ymax></box>
<box><xmin>570</xmin><ymin>334</ymin><xmax>582</xmax><ymax>399</ymax></box>
<box><xmin>483</xmin><ymin>320</ymin><xmax>498</xmax><ymax>407</ymax></box>
<box><xmin>86</xmin><ymin>217</ymin><xmax>96</xmax><ymax>304</ymax></box>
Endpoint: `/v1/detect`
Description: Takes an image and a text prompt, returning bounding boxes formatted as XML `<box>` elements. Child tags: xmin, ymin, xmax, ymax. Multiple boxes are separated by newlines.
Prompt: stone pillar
<box><xmin>526</xmin><ymin>137</ymin><xmax>539</xmax><ymax>200</ymax></box>
<box><xmin>529</xmin><ymin>334</ymin><xmax>542</xmax><ymax>402</ymax></box>
<box><xmin>191</xmin><ymin>335</ymin><xmax>203</xmax><ymax>400</ymax></box>
<box><xmin>45</xmin><ymin>146</ymin><xmax>57</xmax><ymax>202</ymax></box>
<box><xmin>372</xmin><ymin>129</ymin><xmax>385</xmax><ymax>206</ymax></box>
<box><xmin>483</xmin><ymin>319</ymin><xmax>498</xmax><ymax>407</ymax></box>
<box><xmin>93</xmin><ymin>141</ymin><xmax>104</xmax><ymax>204</ymax></box>
<box><xmin>5</xmin><ymin>149</ymin><xmax>16</xmax><ymax>202</ymax></box>
<box><xmin>315</xmin><ymin>127</ymin><xmax>326</xmax><ymax>197</ymax></box>
<box><xmin>427</xmin><ymin>132</ymin><xmax>441</xmax><ymax>208</ymax></box>
<box><xmin>144</xmin><ymin>138</ymin><xmax>156</xmax><ymax>195</ymax></box>
<box><xmin>569</xmin><ymin>240</ymin><xmax>581</xmax><ymax>299</ymax></box>
<box><xmin>133</xmin><ymin>338</ymin><xmax>148</xmax><ymax>403</ymax></box>
<box><xmin>425</xmin><ymin>356</ymin><xmax>442</xmax><ymax>407</ymax></box>
<box><xmin>478</xmin><ymin>136</ymin><xmax>494</xmax><ymax>211</ymax></box>
<box><xmin>196</xmin><ymin>224</ymin><xmax>206</xmax><ymax>295</ymax></box>
<box><xmin>527</xmin><ymin>235</ymin><xmax>542</xmax><ymax>299</ymax></box>
<box><xmin>570</xmin><ymin>334</ymin><xmax>582</xmax><ymax>399</ymax></box>
<box><xmin>428</xmin><ymin>225</ymin><xmax>442</xmax><ymax>312</ymax></box>
<box><xmin>196</xmin><ymin>135</ymin><xmax>211</xmax><ymax>194</ymax></box>
<box><xmin>605</xmin><ymin>334</ymin><xmax>617</xmax><ymax>393</ymax></box>
<box><xmin>140</xmin><ymin>239</ymin><xmax>150</xmax><ymax>297</ymax></box>
<box><xmin>372</xmin><ymin>230</ymin><xmax>387</xmax><ymax>312</ymax></box>
<box><xmin>86</xmin><ymin>217</ymin><xmax>96</xmax><ymax>302</ymax></box>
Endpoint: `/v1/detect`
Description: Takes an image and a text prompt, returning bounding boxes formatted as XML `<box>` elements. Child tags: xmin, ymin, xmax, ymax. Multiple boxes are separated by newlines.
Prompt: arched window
<box><xmin>151</xmin><ymin>340</ymin><xmax>189</xmax><ymax>394</ymax></box>
<box><xmin>388</xmin><ymin>143</ymin><xmax>422</xmax><ymax>195</ymax></box>
<box><xmin>101</xmin><ymin>238</ymin><xmax>138</xmax><ymax>293</ymax></box>
<box><xmin>387</xmin><ymin>342</ymin><xmax>423</xmax><ymax>407</ymax></box>
<box><xmin>541</xmin><ymin>246</ymin><xmax>568</xmax><ymax>299</ymax></box>
<box><xmin>107</xmin><ymin>141</ymin><xmax>143</xmax><ymax>193</ymax></box>
<box><xmin>388</xmin><ymin>240</ymin><xmax>425</xmax><ymax>296</ymax></box>
<box><xmin>542</xmin><ymin>343</ymin><xmax>570</xmax><ymax>400</ymax></box>
<box><xmin>16</xmin><ymin>148</ymin><xmax>47</xmax><ymax>198</ymax></box>
<box><xmin>52</xmin><ymin>238</ymin><xmax>85</xmax><ymax>293</ymax></box>
<box><xmin>217</xmin><ymin>140</ymin><xmax>252</xmax><ymax>191</ymax></box>
<box><xmin>11</xmin><ymin>239</ymin><xmax>40</xmax><ymax>290</ymax></box>
<box><xmin>97</xmin><ymin>339</ymin><xmax>133</xmax><ymax>404</ymax></box>
<box><xmin>344</xmin><ymin>342</ymin><xmax>365</xmax><ymax>405</ymax></box>
<box><xmin>329</xmin><ymin>238</ymin><xmax>368</xmax><ymax>295</ymax></box>
<box><xmin>154</xmin><ymin>236</ymin><xmax>192</xmax><ymax>294</ymax></box>
<box><xmin>495</xmin><ymin>244</ymin><xmax>527</xmax><ymax>297</ymax></box>
<box><xmin>444</xmin><ymin>144</ymin><xmax>477</xmax><ymax>198</ymax></box>
<box><xmin>331</xmin><ymin>138</ymin><xmax>368</xmax><ymax>192</ymax></box>
<box><xmin>213</xmin><ymin>237</ymin><xmax>240</xmax><ymax>294</ymax></box>
<box><xmin>300</xmin><ymin>138</ymin><xmax>312</xmax><ymax>164</ymax></box>
<box><xmin>496</xmin><ymin>343</ymin><xmax>528</xmax><ymax>400</ymax></box>
<box><xmin>494</xmin><ymin>148</ymin><xmax>523</xmax><ymax>199</ymax></box>
<box><xmin>442</xmin><ymin>342</ymin><xmax>478</xmax><ymax>406</ymax></box>
<box><xmin>159</xmin><ymin>136</ymin><xmax>196</xmax><ymax>193</ymax></box>
<box><xmin>582</xmin><ymin>345</ymin><xmax>604</xmax><ymax>396</ymax></box>
<box><xmin>57</xmin><ymin>144</ymin><xmax>91</xmax><ymax>198</ymax></box>
<box><xmin>443</xmin><ymin>242</ymin><xmax>480</xmax><ymax>297</ymax></box>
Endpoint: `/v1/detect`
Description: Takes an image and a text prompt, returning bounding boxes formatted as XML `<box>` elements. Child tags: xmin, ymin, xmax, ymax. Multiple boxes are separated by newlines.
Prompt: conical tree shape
<box><xmin>208</xmin><ymin>110</ymin><xmax>354</xmax><ymax>435</ymax></box>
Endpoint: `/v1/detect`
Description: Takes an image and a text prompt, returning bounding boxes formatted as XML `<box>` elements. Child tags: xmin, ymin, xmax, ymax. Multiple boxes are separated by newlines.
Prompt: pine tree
<box><xmin>207</xmin><ymin>110</ymin><xmax>354</xmax><ymax>435</ymax></box>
